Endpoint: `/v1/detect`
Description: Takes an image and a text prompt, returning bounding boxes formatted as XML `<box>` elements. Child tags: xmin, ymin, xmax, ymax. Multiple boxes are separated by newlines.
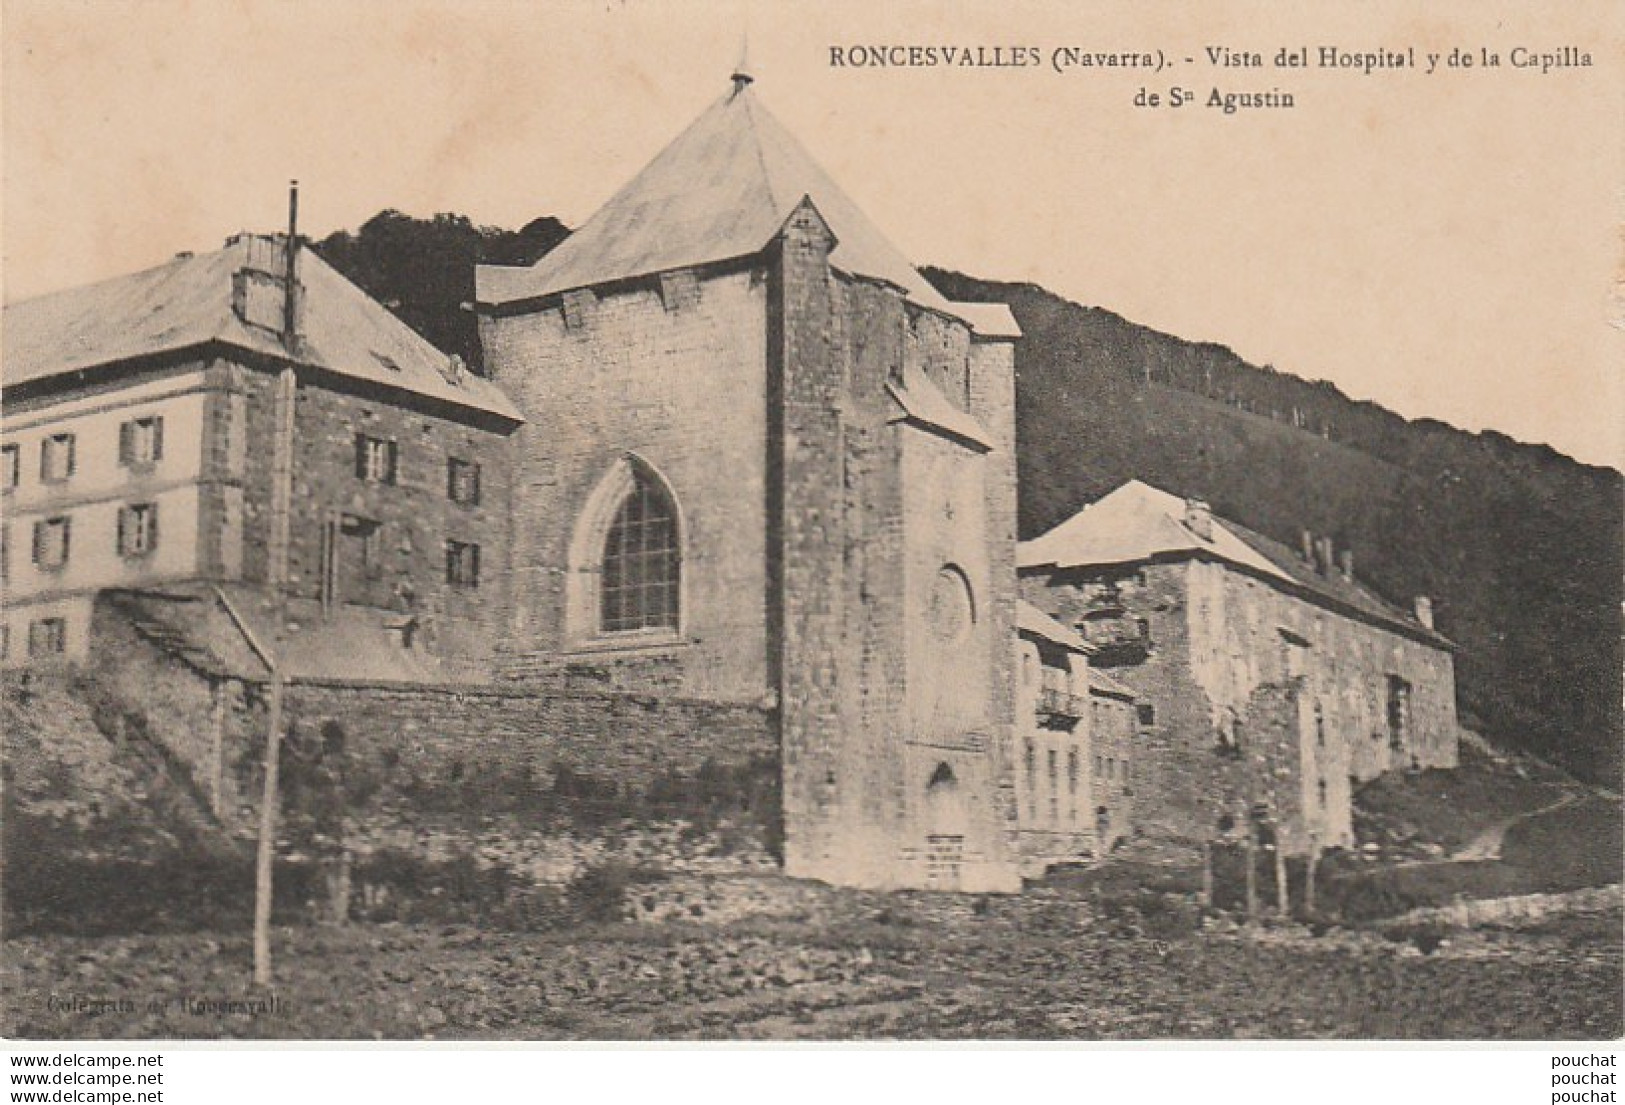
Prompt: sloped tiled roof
<box><xmin>1019</xmin><ymin>480</ymin><xmax>1292</xmax><ymax>583</ymax></box>
<box><xmin>475</xmin><ymin>79</ymin><xmax>1015</xmax><ymax>339</ymax></box>
<box><xmin>109</xmin><ymin>584</ymin><xmax>496</xmax><ymax>686</ymax></box>
<box><xmin>886</xmin><ymin>362</ymin><xmax>995</xmax><ymax>452</ymax></box>
<box><xmin>1020</xmin><ymin>479</ymin><xmax>1450</xmax><ymax>648</ymax></box>
<box><xmin>1220</xmin><ymin>519</ymin><xmax>1452</xmax><ymax>649</ymax></box>
<box><xmin>1017</xmin><ymin>599</ymin><xmax>1090</xmax><ymax>654</ymax></box>
<box><xmin>1087</xmin><ymin>667</ymin><xmax>1140</xmax><ymax>702</ymax></box>
<box><xmin>4</xmin><ymin>236</ymin><xmax>522</xmax><ymax>422</ymax></box>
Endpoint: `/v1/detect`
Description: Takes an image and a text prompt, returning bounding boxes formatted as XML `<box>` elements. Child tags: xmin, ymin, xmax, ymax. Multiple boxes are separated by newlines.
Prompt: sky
<box><xmin>4</xmin><ymin>0</ymin><xmax>1621</xmax><ymax>468</ymax></box>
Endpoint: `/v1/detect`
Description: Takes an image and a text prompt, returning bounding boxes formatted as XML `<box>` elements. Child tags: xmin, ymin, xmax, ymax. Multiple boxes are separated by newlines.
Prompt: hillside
<box><xmin>923</xmin><ymin>269</ymin><xmax>1623</xmax><ymax>784</ymax></box>
<box><xmin>307</xmin><ymin>215</ymin><xmax>1622</xmax><ymax>784</ymax></box>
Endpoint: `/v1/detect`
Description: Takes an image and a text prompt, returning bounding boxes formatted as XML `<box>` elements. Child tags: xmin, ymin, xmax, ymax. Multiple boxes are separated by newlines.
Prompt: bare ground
<box><xmin>4</xmin><ymin>884</ymin><xmax>1618</xmax><ymax>1041</ymax></box>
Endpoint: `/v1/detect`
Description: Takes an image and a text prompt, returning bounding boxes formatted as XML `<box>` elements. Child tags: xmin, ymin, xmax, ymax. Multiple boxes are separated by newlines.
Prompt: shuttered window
<box><xmin>40</xmin><ymin>434</ymin><xmax>75</xmax><ymax>483</ymax></box>
<box><xmin>117</xmin><ymin>503</ymin><xmax>159</xmax><ymax>557</ymax></box>
<box><xmin>445</xmin><ymin>540</ymin><xmax>480</xmax><ymax>588</ymax></box>
<box><xmin>28</xmin><ymin>618</ymin><xmax>66</xmax><ymax>657</ymax></box>
<box><xmin>353</xmin><ymin>434</ymin><xmax>397</xmax><ymax>484</ymax></box>
<box><xmin>447</xmin><ymin>458</ymin><xmax>481</xmax><ymax>505</ymax></box>
<box><xmin>118</xmin><ymin>416</ymin><xmax>164</xmax><ymax>467</ymax></box>
<box><xmin>32</xmin><ymin>516</ymin><xmax>70</xmax><ymax>570</ymax></box>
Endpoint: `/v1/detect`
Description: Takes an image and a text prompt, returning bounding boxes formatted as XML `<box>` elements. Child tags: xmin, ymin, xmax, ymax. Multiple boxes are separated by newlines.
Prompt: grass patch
<box><xmin>1354</xmin><ymin>759</ymin><xmax>1567</xmax><ymax>854</ymax></box>
<box><xmin>1501</xmin><ymin>795</ymin><xmax>1623</xmax><ymax>888</ymax></box>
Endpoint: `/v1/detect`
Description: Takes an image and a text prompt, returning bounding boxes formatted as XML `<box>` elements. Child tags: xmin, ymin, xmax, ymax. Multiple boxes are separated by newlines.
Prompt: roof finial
<box><xmin>730</xmin><ymin>33</ymin><xmax>753</xmax><ymax>91</ymax></box>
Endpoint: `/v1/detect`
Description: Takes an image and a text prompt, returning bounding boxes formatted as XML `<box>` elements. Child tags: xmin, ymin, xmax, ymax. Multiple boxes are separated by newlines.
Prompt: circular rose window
<box><xmin>930</xmin><ymin>565</ymin><xmax>975</xmax><ymax>642</ymax></box>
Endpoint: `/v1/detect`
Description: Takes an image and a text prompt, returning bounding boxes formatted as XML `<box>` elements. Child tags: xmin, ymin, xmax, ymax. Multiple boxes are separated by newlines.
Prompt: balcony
<box><xmin>1079</xmin><ymin>612</ymin><xmax>1152</xmax><ymax>666</ymax></box>
<box><xmin>1036</xmin><ymin>674</ymin><xmax>1088</xmax><ymax>721</ymax></box>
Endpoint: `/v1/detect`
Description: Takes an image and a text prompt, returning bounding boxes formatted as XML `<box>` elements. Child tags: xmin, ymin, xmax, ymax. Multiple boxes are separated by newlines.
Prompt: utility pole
<box><xmin>254</xmin><ymin>181</ymin><xmax>300</xmax><ymax>987</ymax></box>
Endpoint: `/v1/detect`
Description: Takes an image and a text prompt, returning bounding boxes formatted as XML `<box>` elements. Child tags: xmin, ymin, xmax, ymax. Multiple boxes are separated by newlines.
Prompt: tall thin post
<box><xmin>1243</xmin><ymin>818</ymin><xmax>1258</xmax><ymax>922</ymax></box>
<box><xmin>1200</xmin><ymin>838</ymin><xmax>1214</xmax><ymax>909</ymax></box>
<box><xmin>253</xmin><ymin>183</ymin><xmax>301</xmax><ymax>987</ymax></box>
<box><xmin>253</xmin><ymin>670</ymin><xmax>284</xmax><ymax>985</ymax></box>
<box><xmin>1305</xmin><ymin>834</ymin><xmax>1319</xmax><ymax>916</ymax></box>
<box><xmin>208</xmin><ymin>679</ymin><xmax>227</xmax><ymax>817</ymax></box>
<box><xmin>1274</xmin><ymin>838</ymin><xmax>1289</xmax><ymax>916</ymax></box>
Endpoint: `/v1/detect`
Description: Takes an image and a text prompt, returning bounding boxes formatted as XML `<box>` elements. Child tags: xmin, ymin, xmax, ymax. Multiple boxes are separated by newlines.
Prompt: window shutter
<box><xmin>117</xmin><ymin>507</ymin><xmax>131</xmax><ymax>555</ymax></box>
<box><xmin>32</xmin><ymin>521</ymin><xmax>44</xmax><ymax>564</ymax></box>
<box><xmin>152</xmin><ymin>417</ymin><xmax>164</xmax><ymax>462</ymax></box>
<box><xmin>148</xmin><ymin>503</ymin><xmax>159</xmax><ymax>551</ymax></box>
<box><xmin>354</xmin><ymin>435</ymin><xmax>367</xmax><ymax>479</ymax></box>
<box><xmin>446</xmin><ymin>459</ymin><xmax>457</xmax><ymax>501</ymax></box>
<box><xmin>470</xmin><ymin>544</ymin><xmax>480</xmax><ymax>586</ymax></box>
<box><xmin>119</xmin><ymin>421</ymin><xmax>133</xmax><ymax>465</ymax></box>
<box><xmin>470</xmin><ymin>464</ymin><xmax>481</xmax><ymax>505</ymax></box>
<box><xmin>66</xmin><ymin>437</ymin><xmax>76</xmax><ymax>477</ymax></box>
<box><xmin>60</xmin><ymin>518</ymin><xmax>70</xmax><ymax>563</ymax></box>
<box><xmin>387</xmin><ymin>440</ymin><xmax>399</xmax><ymax>484</ymax></box>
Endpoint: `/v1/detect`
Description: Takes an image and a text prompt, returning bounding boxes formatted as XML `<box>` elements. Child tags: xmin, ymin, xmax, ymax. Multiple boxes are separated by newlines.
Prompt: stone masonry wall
<box><xmin>285</xmin><ymin>682</ymin><xmax>776</xmax><ymax>800</ymax></box>
<box><xmin>1091</xmin><ymin>691</ymin><xmax>1138</xmax><ymax>851</ymax></box>
<box><xmin>1025</xmin><ymin>555</ymin><xmax>1458</xmax><ymax>854</ymax></box>
<box><xmin>775</xmin><ymin>198</ymin><xmax>1019</xmax><ymax>892</ymax></box>
<box><xmin>235</xmin><ymin>361</ymin><xmax>517</xmax><ymax>663</ymax></box>
<box><xmin>82</xmin><ymin>597</ymin><xmax>778</xmax><ymax>844</ymax></box>
<box><xmin>478</xmin><ymin>268</ymin><xmax>771</xmax><ymax>702</ymax></box>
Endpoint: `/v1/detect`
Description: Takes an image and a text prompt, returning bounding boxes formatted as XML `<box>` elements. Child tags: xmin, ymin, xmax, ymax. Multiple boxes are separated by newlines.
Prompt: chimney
<box><xmin>1413</xmin><ymin>596</ymin><xmax>1434</xmax><ymax>629</ymax></box>
<box><xmin>283</xmin><ymin>180</ymin><xmax>303</xmax><ymax>355</ymax></box>
<box><xmin>1315</xmin><ymin>536</ymin><xmax>1334</xmax><ymax>576</ymax></box>
<box><xmin>1338</xmin><ymin>548</ymin><xmax>1354</xmax><ymax>582</ymax></box>
<box><xmin>1300</xmin><ymin>529</ymin><xmax>1314</xmax><ymax>564</ymax></box>
<box><xmin>1183</xmin><ymin>498</ymin><xmax>1213</xmax><ymax>541</ymax></box>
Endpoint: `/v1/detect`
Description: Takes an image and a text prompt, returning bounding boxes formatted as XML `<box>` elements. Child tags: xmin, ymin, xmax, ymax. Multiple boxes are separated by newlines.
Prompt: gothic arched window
<box><xmin>600</xmin><ymin>472</ymin><xmax>680</xmax><ymax>633</ymax></box>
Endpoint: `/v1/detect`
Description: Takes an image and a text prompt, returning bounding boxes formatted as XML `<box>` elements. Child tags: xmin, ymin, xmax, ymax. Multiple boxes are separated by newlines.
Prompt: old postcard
<box><xmin>1</xmin><ymin>0</ymin><xmax>1620</xmax><ymax>1048</ymax></box>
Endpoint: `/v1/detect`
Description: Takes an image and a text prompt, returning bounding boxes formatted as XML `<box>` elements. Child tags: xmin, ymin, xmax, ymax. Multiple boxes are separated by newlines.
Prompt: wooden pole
<box><xmin>253</xmin><ymin>668</ymin><xmax>284</xmax><ymax>985</ymax></box>
<box><xmin>1243</xmin><ymin>821</ymin><xmax>1258</xmax><ymax>922</ymax></box>
<box><xmin>1305</xmin><ymin>834</ymin><xmax>1319</xmax><ymax>916</ymax></box>
<box><xmin>253</xmin><ymin>189</ymin><xmax>300</xmax><ymax>986</ymax></box>
<box><xmin>209</xmin><ymin>679</ymin><xmax>227</xmax><ymax>818</ymax></box>
<box><xmin>1200</xmin><ymin>839</ymin><xmax>1214</xmax><ymax>909</ymax></box>
<box><xmin>1274</xmin><ymin>837</ymin><xmax>1289</xmax><ymax>916</ymax></box>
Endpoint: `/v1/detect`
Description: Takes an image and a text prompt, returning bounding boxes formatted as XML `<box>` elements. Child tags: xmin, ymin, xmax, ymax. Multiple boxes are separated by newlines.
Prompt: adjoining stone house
<box><xmin>474</xmin><ymin>70</ymin><xmax>1025</xmax><ymax>891</ymax></box>
<box><xmin>1</xmin><ymin>232</ymin><xmax>523</xmax><ymax>677</ymax></box>
<box><xmin>1019</xmin><ymin>479</ymin><xmax>1459</xmax><ymax>855</ymax></box>
<box><xmin>1011</xmin><ymin>599</ymin><xmax>1141</xmax><ymax>871</ymax></box>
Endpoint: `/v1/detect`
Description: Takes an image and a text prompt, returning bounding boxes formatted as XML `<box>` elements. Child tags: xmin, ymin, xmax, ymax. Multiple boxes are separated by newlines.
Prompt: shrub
<box><xmin>349</xmin><ymin>847</ymin><xmax>514</xmax><ymax>925</ymax></box>
<box><xmin>566</xmin><ymin>860</ymin><xmax>664</xmax><ymax>924</ymax></box>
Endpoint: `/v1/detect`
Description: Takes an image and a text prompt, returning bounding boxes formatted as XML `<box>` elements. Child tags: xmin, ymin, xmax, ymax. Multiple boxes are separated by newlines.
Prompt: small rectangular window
<box><xmin>1067</xmin><ymin>749</ymin><xmax>1080</xmax><ymax>823</ymax></box>
<box><xmin>118</xmin><ymin>415</ymin><xmax>165</xmax><ymax>468</ymax></box>
<box><xmin>28</xmin><ymin>618</ymin><xmax>66</xmax><ymax>657</ymax></box>
<box><xmin>40</xmin><ymin>434</ymin><xmax>76</xmax><ymax>483</ymax></box>
<box><xmin>446</xmin><ymin>540</ymin><xmax>480</xmax><ymax>588</ymax></box>
<box><xmin>340</xmin><ymin>515</ymin><xmax>383</xmax><ymax>575</ymax></box>
<box><xmin>118</xmin><ymin>503</ymin><xmax>159</xmax><ymax>558</ymax></box>
<box><xmin>1137</xmin><ymin>703</ymin><xmax>1155</xmax><ymax>727</ymax></box>
<box><xmin>2</xmin><ymin>444</ymin><xmax>19</xmax><ymax>490</ymax></box>
<box><xmin>353</xmin><ymin>434</ymin><xmax>397</xmax><ymax>484</ymax></box>
<box><xmin>1047</xmin><ymin>749</ymin><xmax>1059</xmax><ymax>823</ymax></box>
<box><xmin>447</xmin><ymin>458</ymin><xmax>481</xmax><ymax>505</ymax></box>
<box><xmin>1024</xmin><ymin>740</ymin><xmax>1037</xmax><ymax>819</ymax></box>
<box><xmin>32</xmin><ymin>516</ymin><xmax>71</xmax><ymax>570</ymax></box>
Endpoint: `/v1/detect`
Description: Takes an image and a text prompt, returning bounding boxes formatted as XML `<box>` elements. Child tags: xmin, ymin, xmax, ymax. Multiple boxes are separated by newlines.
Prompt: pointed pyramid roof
<box><xmin>476</xmin><ymin>80</ymin><xmax>981</xmax><ymax>325</ymax></box>
<box><xmin>1019</xmin><ymin>480</ymin><xmax>1291</xmax><ymax>581</ymax></box>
